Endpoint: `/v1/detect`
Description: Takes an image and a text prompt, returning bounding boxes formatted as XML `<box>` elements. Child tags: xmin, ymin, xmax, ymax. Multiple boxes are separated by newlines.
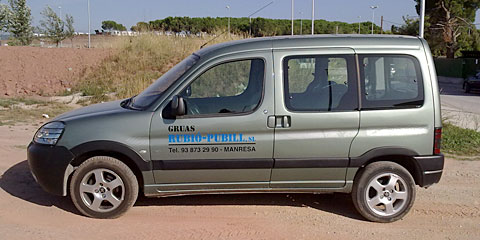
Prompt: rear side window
<box><xmin>283</xmin><ymin>55</ymin><xmax>358</xmax><ymax>112</ymax></box>
<box><xmin>359</xmin><ymin>55</ymin><xmax>424</xmax><ymax>109</ymax></box>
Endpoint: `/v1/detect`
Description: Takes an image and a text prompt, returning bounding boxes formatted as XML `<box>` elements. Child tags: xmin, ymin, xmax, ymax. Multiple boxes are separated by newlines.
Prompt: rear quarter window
<box><xmin>359</xmin><ymin>55</ymin><xmax>424</xmax><ymax>110</ymax></box>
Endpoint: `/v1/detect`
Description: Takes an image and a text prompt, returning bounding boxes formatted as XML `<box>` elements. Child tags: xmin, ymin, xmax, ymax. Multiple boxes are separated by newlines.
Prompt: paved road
<box><xmin>439</xmin><ymin>81</ymin><xmax>480</xmax><ymax>114</ymax></box>
<box><xmin>439</xmin><ymin>81</ymin><xmax>480</xmax><ymax>131</ymax></box>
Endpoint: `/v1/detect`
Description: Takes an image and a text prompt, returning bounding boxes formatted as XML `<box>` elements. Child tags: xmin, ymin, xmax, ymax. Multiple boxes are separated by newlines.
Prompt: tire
<box><xmin>465</xmin><ymin>83</ymin><xmax>471</xmax><ymax>93</ymax></box>
<box><xmin>70</xmin><ymin>156</ymin><xmax>138</xmax><ymax>219</ymax></box>
<box><xmin>352</xmin><ymin>161</ymin><xmax>416</xmax><ymax>223</ymax></box>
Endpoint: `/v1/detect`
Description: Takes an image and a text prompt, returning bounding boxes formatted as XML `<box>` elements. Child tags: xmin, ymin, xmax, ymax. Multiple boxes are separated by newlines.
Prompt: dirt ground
<box><xmin>0</xmin><ymin>123</ymin><xmax>478</xmax><ymax>240</ymax></box>
<box><xmin>0</xmin><ymin>46</ymin><xmax>112</xmax><ymax>96</ymax></box>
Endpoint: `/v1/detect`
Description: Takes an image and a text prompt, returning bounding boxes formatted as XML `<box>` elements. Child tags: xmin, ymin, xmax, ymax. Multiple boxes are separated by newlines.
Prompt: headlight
<box><xmin>34</xmin><ymin>122</ymin><xmax>65</xmax><ymax>145</ymax></box>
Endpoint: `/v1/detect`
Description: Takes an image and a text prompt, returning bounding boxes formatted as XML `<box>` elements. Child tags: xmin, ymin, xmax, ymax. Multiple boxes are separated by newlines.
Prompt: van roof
<box><xmin>195</xmin><ymin>34</ymin><xmax>423</xmax><ymax>57</ymax></box>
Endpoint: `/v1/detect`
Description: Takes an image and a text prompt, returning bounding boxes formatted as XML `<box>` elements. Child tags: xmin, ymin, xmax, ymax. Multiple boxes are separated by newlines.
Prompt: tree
<box><xmin>129</xmin><ymin>16</ymin><xmax>377</xmax><ymax>37</ymax></box>
<box><xmin>131</xmin><ymin>21</ymin><xmax>149</xmax><ymax>32</ymax></box>
<box><xmin>392</xmin><ymin>17</ymin><xmax>419</xmax><ymax>36</ymax></box>
<box><xmin>65</xmin><ymin>14</ymin><xmax>75</xmax><ymax>46</ymax></box>
<box><xmin>7</xmin><ymin>0</ymin><xmax>33</xmax><ymax>45</ymax></box>
<box><xmin>101</xmin><ymin>20</ymin><xmax>126</xmax><ymax>32</ymax></box>
<box><xmin>0</xmin><ymin>2</ymin><xmax>11</xmax><ymax>32</ymax></box>
<box><xmin>101</xmin><ymin>20</ymin><xmax>115</xmax><ymax>31</ymax></box>
<box><xmin>39</xmin><ymin>6</ymin><xmax>66</xmax><ymax>47</ymax></box>
<box><xmin>416</xmin><ymin>0</ymin><xmax>480</xmax><ymax>58</ymax></box>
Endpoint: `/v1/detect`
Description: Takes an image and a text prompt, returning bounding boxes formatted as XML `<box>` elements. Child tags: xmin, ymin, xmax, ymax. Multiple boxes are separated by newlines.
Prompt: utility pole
<box><xmin>87</xmin><ymin>0</ymin><xmax>91</xmax><ymax>48</ymax></box>
<box><xmin>358</xmin><ymin>16</ymin><xmax>361</xmax><ymax>34</ymax></box>
<box><xmin>311</xmin><ymin>0</ymin><xmax>314</xmax><ymax>35</ymax></box>
<box><xmin>380</xmin><ymin>16</ymin><xmax>383</xmax><ymax>34</ymax></box>
<box><xmin>419</xmin><ymin>0</ymin><xmax>425</xmax><ymax>38</ymax></box>
<box><xmin>335</xmin><ymin>25</ymin><xmax>338</xmax><ymax>34</ymax></box>
<box><xmin>58</xmin><ymin>6</ymin><xmax>62</xmax><ymax>47</ymax></box>
<box><xmin>299</xmin><ymin>11</ymin><xmax>303</xmax><ymax>35</ymax></box>
<box><xmin>291</xmin><ymin>0</ymin><xmax>294</xmax><ymax>35</ymax></box>
<box><xmin>226</xmin><ymin>5</ymin><xmax>230</xmax><ymax>37</ymax></box>
<box><xmin>249</xmin><ymin>17</ymin><xmax>252</xmax><ymax>37</ymax></box>
<box><xmin>370</xmin><ymin>6</ymin><xmax>378</xmax><ymax>34</ymax></box>
<box><xmin>248</xmin><ymin>1</ymin><xmax>274</xmax><ymax>37</ymax></box>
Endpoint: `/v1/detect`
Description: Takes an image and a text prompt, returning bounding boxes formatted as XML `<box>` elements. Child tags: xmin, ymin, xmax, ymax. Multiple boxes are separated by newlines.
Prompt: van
<box><xmin>28</xmin><ymin>35</ymin><xmax>444</xmax><ymax>222</ymax></box>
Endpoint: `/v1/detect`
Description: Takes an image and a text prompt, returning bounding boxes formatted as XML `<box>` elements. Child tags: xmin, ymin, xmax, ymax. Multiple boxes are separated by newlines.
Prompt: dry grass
<box><xmin>75</xmin><ymin>33</ymin><xmax>243</xmax><ymax>102</ymax></box>
<box><xmin>0</xmin><ymin>98</ymin><xmax>73</xmax><ymax>126</ymax></box>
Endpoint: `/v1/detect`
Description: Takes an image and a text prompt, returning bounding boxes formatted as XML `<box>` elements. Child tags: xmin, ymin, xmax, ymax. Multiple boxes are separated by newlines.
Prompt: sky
<box><xmin>20</xmin><ymin>0</ymin><xmax>480</xmax><ymax>33</ymax></box>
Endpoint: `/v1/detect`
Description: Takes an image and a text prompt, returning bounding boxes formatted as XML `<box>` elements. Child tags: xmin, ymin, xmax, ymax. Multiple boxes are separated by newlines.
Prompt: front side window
<box><xmin>180</xmin><ymin>59</ymin><xmax>264</xmax><ymax>115</ymax></box>
<box><xmin>283</xmin><ymin>55</ymin><xmax>357</xmax><ymax>112</ymax></box>
<box><xmin>359</xmin><ymin>55</ymin><xmax>424</xmax><ymax>109</ymax></box>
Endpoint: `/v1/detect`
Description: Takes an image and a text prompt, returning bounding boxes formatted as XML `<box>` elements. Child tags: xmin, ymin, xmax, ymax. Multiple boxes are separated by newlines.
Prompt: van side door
<box><xmin>271</xmin><ymin>48</ymin><xmax>360</xmax><ymax>189</ymax></box>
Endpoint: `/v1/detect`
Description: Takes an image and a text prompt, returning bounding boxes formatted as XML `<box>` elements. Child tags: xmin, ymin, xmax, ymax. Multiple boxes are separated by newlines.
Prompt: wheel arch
<box><xmin>69</xmin><ymin>141</ymin><xmax>152</xmax><ymax>192</ymax></box>
<box><xmin>350</xmin><ymin>147</ymin><xmax>422</xmax><ymax>185</ymax></box>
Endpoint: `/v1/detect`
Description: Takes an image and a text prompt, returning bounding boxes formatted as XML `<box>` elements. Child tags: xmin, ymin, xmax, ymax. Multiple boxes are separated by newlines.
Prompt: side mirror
<box><xmin>171</xmin><ymin>95</ymin><xmax>186</xmax><ymax>116</ymax></box>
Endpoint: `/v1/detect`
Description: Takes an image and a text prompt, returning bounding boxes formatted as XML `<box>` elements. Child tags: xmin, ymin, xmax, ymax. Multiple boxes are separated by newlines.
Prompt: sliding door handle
<box><xmin>282</xmin><ymin>116</ymin><xmax>291</xmax><ymax>128</ymax></box>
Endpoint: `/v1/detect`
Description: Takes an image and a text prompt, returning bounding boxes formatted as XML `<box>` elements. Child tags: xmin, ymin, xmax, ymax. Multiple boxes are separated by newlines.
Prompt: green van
<box><xmin>28</xmin><ymin>35</ymin><xmax>444</xmax><ymax>222</ymax></box>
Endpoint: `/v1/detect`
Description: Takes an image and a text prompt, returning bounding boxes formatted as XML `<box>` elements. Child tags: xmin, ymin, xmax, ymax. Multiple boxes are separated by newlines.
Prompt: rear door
<box><xmin>349</xmin><ymin>52</ymin><xmax>434</xmax><ymax>159</ymax></box>
<box><xmin>271</xmin><ymin>48</ymin><xmax>360</xmax><ymax>189</ymax></box>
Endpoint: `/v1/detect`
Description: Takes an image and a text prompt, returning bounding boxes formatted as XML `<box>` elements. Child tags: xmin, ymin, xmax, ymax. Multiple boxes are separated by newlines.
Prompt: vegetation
<box><xmin>75</xmin><ymin>33</ymin><xmax>241</xmax><ymax>102</ymax></box>
<box><xmin>4</xmin><ymin>0</ymin><xmax>33</xmax><ymax>45</ymax></box>
<box><xmin>442</xmin><ymin>122</ymin><xmax>480</xmax><ymax>156</ymax></box>
<box><xmin>0</xmin><ymin>98</ymin><xmax>72</xmax><ymax>126</ymax></box>
<box><xmin>102</xmin><ymin>20</ymin><xmax>127</xmax><ymax>31</ymax></box>
<box><xmin>0</xmin><ymin>3</ymin><xmax>10</xmax><ymax>31</ymax></box>
<box><xmin>394</xmin><ymin>0</ymin><xmax>480</xmax><ymax>58</ymax></box>
<box><xmin>130</xmin><ymin>17</ymin><xmax>380</xmax><ymax>36</ymax></box>
<box><xmin>0</xmin><ymin>97</ymin><xmax>43</xmax><ymax>108</ymax></box>
<box><xmin>65</xmin><ymin>14</ymin><xmax>75</xmax><ymax>45</ymax></box>
<box><xmin>38</xmin><ymin>6</ymin><xmax>75</xmax><ymax>47</ymax></box>
<box><xmin>421</xmin><ymin>0</ymin><xmax>480</xmax><ymax>58</ymax></box>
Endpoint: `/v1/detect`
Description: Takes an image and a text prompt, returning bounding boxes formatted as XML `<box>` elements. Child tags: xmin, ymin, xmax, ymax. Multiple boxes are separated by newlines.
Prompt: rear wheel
<box><xmin>70</xmin><ymin>156</ymin><xmax>138</xmax><ymax>219</ymax></box>
<box><xmin>352</xmin><ymin>161</ymin><xmax>416</xmax><ymax>222</ymax></box>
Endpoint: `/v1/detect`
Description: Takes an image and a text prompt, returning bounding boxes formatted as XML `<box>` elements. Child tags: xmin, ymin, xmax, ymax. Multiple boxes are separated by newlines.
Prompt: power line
<box><xmin>248</xmin><ymin>1</ymin><xmax>274</xmax><ymax>18</ymax></box>
<box><xmin>247</xmin><ymin>1</ymin><xmax>274</xmax><ymax>36</ymax></box>
<box><xmin>382</xmin><ymin>19</ymin><xmax>403</xmax><ymax>26</ymax></box>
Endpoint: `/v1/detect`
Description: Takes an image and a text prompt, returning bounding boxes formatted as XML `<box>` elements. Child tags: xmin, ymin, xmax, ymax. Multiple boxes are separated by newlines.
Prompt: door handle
<box><xmin>267</xmin><ymin>115</ymin><xmax>291</xmax><ymax>128</ymax></box>
<box><xmin>282</xmin><ymin>116</ymin><xmax>291</xmax><ymax>128</ymax></box>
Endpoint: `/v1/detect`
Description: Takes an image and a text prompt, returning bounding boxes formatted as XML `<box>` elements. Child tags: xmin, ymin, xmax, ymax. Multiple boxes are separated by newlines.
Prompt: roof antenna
<box><xmin>200</xmin><ymin>29</ymin><xmax>229</xmax><ymax>49</ymax></box>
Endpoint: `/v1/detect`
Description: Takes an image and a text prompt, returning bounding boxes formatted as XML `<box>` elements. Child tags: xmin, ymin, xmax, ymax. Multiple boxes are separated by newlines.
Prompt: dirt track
<box><xmin>0</xmin><ymin>123</ymin><xmax>479</xmax><ymax>240</ymax></box>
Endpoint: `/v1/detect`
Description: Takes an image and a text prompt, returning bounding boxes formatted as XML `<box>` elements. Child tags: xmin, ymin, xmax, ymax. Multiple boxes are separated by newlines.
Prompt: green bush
<box><xmin>442</xmin><ymin>122</ymin><xmax>480</xmax><ymax>156</ymax></box>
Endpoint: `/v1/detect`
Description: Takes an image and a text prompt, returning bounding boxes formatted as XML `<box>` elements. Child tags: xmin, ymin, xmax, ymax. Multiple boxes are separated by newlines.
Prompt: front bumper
<box><xmin>414</xmin><ymin>154</ymin><xmax>444</xmax><ymax>187</ymax></box>
<box><xmin>27</xmin><ymin>142</ymin><xmax>75</xmax><ymax>196</ymax></box>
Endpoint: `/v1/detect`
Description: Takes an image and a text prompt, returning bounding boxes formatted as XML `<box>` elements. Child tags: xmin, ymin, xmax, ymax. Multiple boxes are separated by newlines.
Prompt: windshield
<box><xmin>130</xmin><ymin>54</ymin><xmax>200</xmax><ymax>109</ymax></box>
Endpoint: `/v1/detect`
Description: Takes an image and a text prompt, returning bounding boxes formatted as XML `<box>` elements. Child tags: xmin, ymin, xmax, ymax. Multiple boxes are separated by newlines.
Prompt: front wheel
<box><xmin>70</xmin><ymin>156</ymin><xmax>138</xmax><ymax>219</ymax></box>
<box><xmin>352</xmin><ymin>161</ymin><xmax>416</xmax><ymax>222</ymax></box>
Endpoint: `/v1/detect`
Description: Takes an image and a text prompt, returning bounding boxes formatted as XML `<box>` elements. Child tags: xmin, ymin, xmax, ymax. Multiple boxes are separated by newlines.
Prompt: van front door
<box><xmin>149</xmin><ymin>51</ymin><xmax>274</xmax><ymax>192</ymax></box>
<box><xmin>271</xmin><ymin>48</ymin><xmax>360</xmax><ymax>189</ymax></box>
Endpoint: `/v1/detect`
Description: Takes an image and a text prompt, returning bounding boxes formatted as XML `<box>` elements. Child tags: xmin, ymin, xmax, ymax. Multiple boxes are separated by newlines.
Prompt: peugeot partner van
<box><xmin>28</xmin><ymin>35</ymin><xmax>444</xmax><ymax>222</ymax></box>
